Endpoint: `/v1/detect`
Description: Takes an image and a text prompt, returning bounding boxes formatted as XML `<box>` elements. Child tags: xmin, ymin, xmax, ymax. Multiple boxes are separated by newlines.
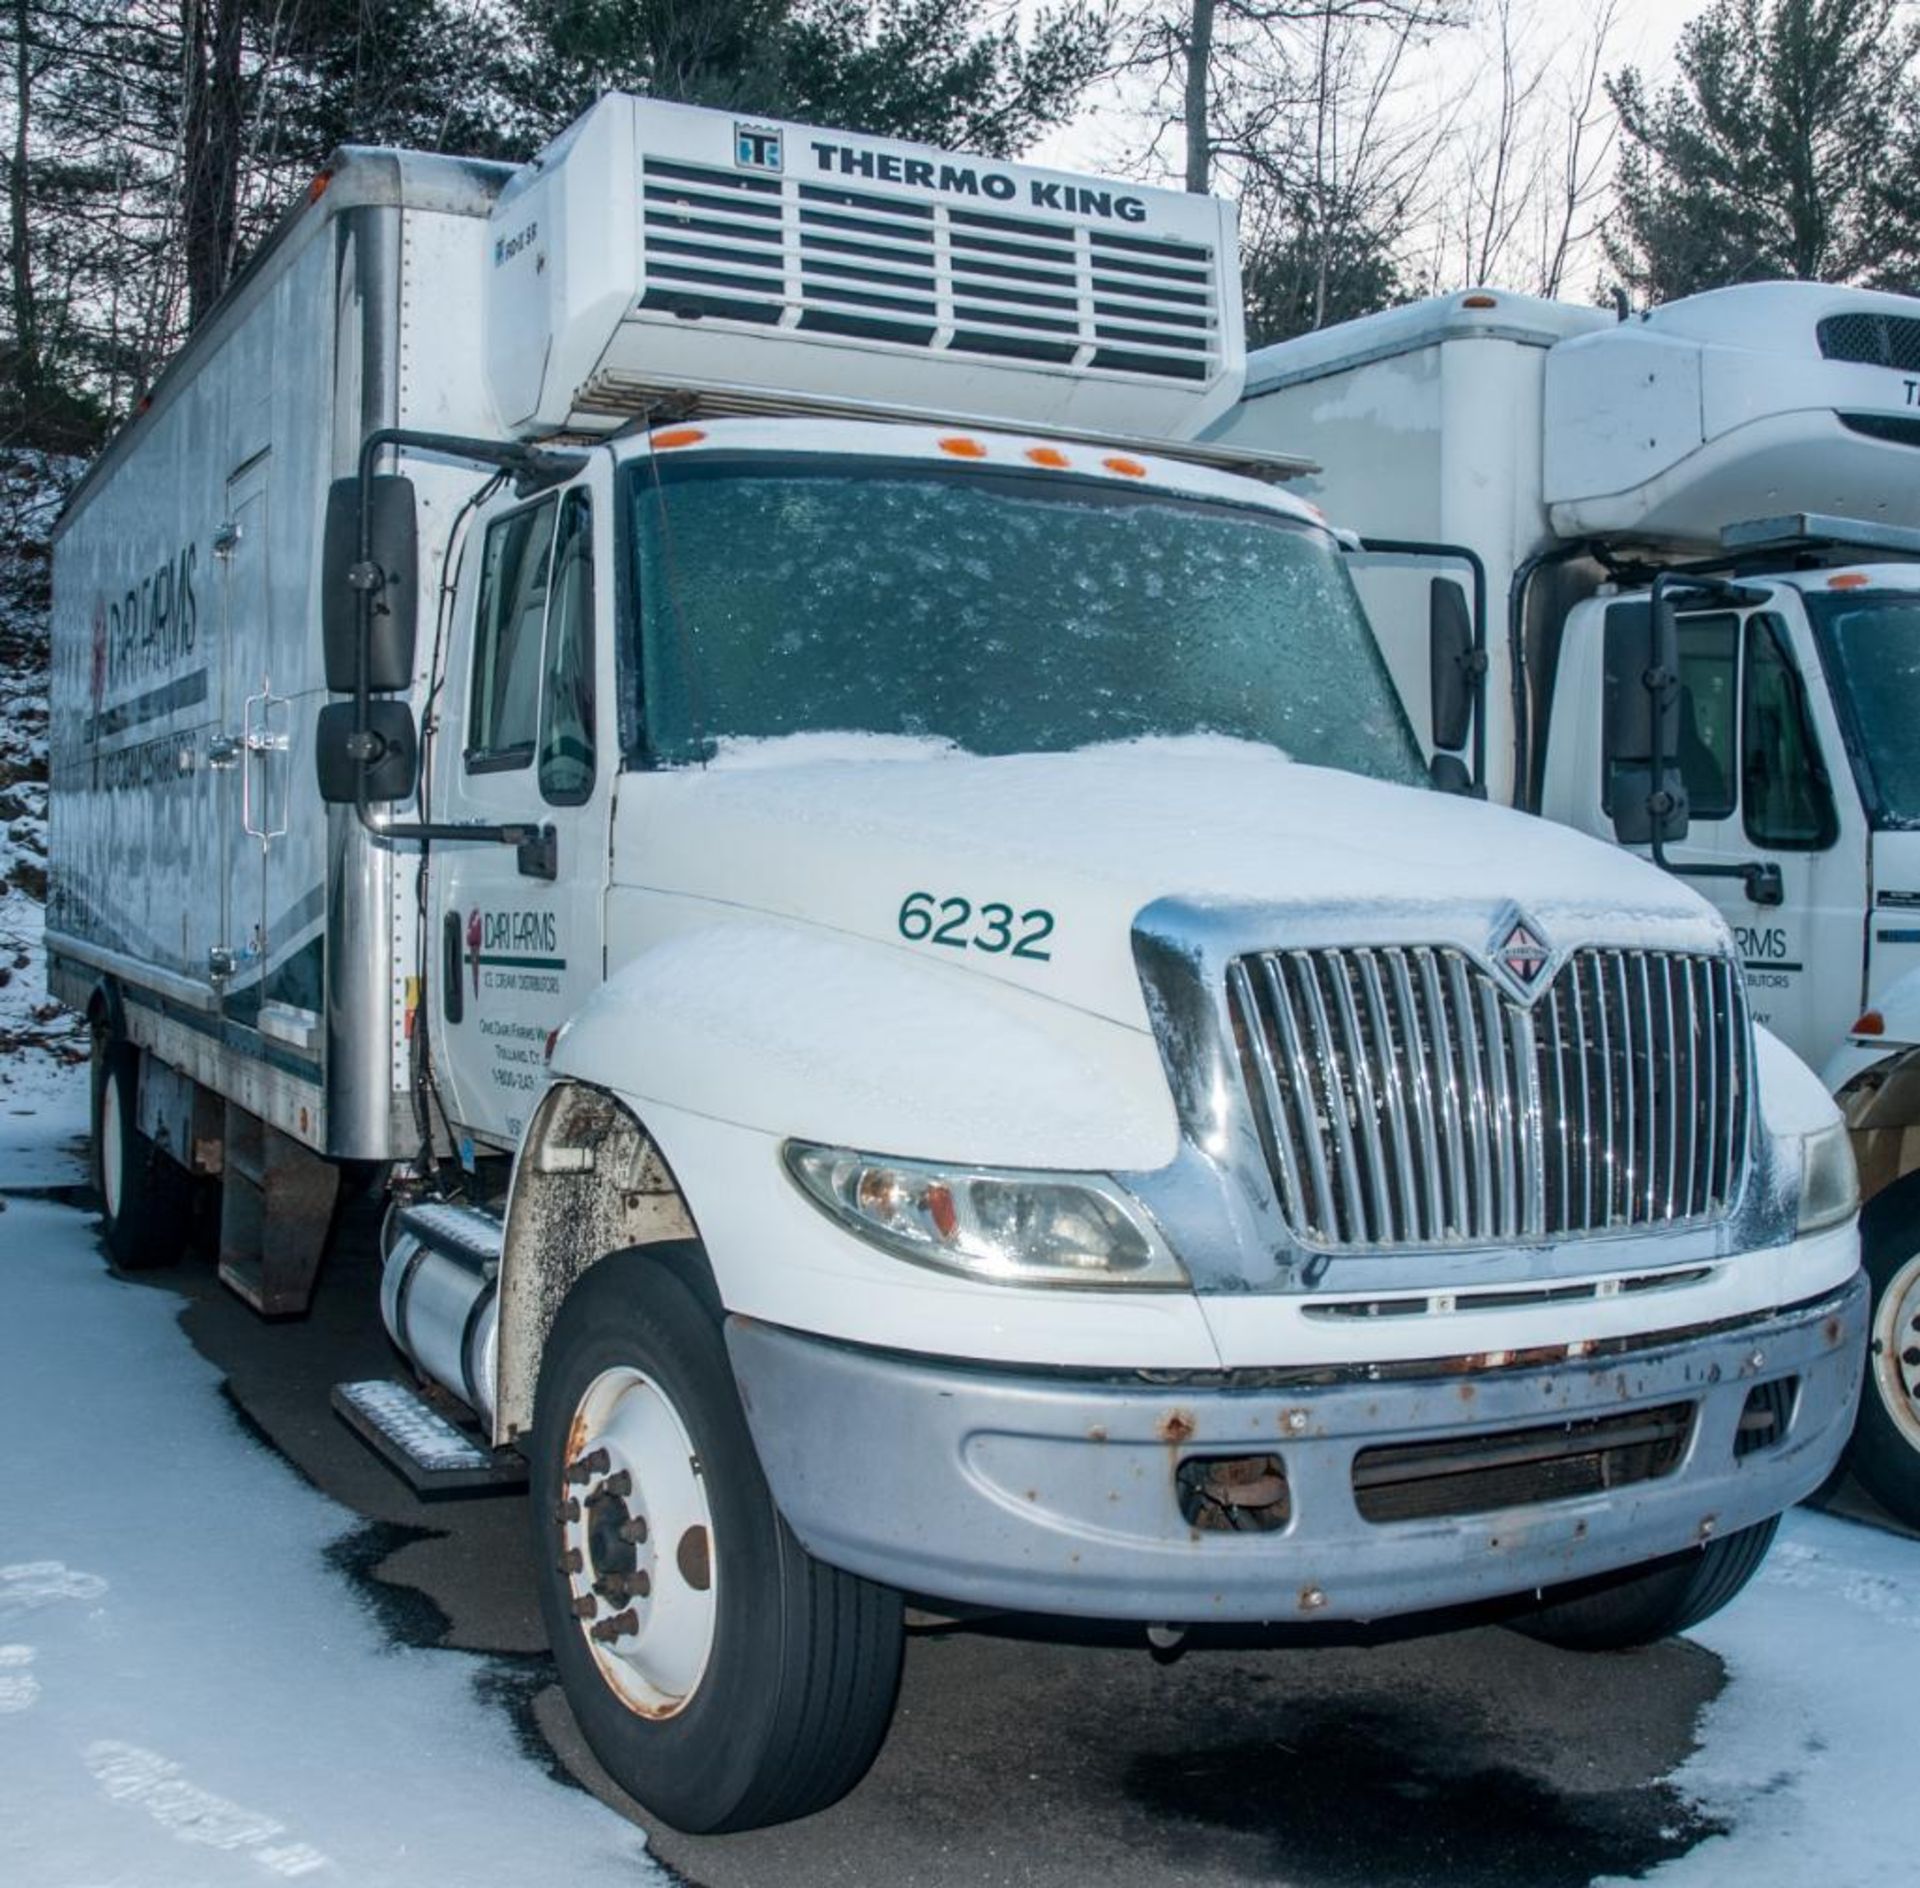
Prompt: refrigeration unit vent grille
<box><xmin>1818</xmin><ymin>312</ymin><xmax>1920</xmax><ymax>372</ymax></box>
<box><xmin>637</xmin><ymin>158</ymin><xmax>1221</xmax><ymax>384</ymax></box>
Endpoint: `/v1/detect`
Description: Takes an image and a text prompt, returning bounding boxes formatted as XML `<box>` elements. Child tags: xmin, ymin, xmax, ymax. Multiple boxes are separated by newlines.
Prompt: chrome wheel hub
<box><xmin>556</xmin><ymin>1366</ymin><xmax>716</xmax><ymax>1718</ymax></box>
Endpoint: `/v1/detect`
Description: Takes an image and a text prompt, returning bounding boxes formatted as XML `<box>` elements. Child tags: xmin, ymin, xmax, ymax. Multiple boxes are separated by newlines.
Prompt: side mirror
<box><xmin>316</xmin><ymin>699</ymin><xmax>417</xmax><ymax>805</ymax></box>
<box><xmin>1428</xmin><ymin>751</ymin><xmax>1478</xmax><ymax>796</ymax></box>
<box><xmin>1602</xmin><ymin>599</ymin><xmax>1689</xmax><ymax>846</ymax></box>
<box><xmin>322</xmin><ymin>474</ymin><xmax>418</xmax><ymax>693</ymax></box>
<box><xmin>1429</xmin><ymin>576</ymin><xmax>1474</xmax><ymax>753</ymax></box>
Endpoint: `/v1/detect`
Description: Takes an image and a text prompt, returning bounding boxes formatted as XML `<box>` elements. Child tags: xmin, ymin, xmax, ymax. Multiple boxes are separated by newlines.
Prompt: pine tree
<box><xmin>1606</xmin><ymin>0</ymin><xmax>1920</xmax><ymax>302</ymax></box>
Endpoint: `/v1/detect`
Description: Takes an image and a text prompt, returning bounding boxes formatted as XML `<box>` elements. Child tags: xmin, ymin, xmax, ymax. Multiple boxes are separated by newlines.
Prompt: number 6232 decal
<box><xmin>898</xmin><ymin>891</ymin><xmax>1055</xmax><ymax>961</ymax></box>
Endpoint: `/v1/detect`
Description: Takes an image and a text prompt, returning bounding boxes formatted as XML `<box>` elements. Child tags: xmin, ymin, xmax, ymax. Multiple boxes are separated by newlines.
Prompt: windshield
<box><xmin>622</xmin><ymin>454</ymin><xmax>1425</xmax><ymax>783</ymax></box>
<box><xmin>1808</xmin><ymin>589</ymin><xmax>1920</xmax><ymax>826</ymax></box>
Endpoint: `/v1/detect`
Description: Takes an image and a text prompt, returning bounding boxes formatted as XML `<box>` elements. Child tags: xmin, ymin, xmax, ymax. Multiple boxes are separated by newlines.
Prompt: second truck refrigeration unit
<box><xmin>49</xmin><ymin>102</ymin><xmax>1865</xmax><ymax>1833</ymax></box>
<box><xmin>1216</xmin><ymin>282</ymin><xmax>1920</xmax><ymax>1518</ymax></box>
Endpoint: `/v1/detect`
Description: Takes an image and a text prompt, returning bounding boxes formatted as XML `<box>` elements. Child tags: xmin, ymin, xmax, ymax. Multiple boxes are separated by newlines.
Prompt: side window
<box><xmin>1675</xmin><ymin>614</ymin><xmax>1738</xmax><ymax>820</ymax></box>
<box><xmin>538</xmin><ymin>491</ymin><xmax>596</xmax><ymax>806</ymax></box>
<box><xmin>469</xmin><ymin>497</ymin><xmax>557</xmax><ymax>770</ymax></box>
<box><xmin>1744</xmin><ymin>614</ymin><xmax>1838</xmax><ymax>850</ymax></box>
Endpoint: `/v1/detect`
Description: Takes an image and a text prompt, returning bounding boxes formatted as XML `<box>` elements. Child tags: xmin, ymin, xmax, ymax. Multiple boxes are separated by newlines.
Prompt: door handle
<box><xmin>442</xmin><ymin>911</ymin><xmax>465</xmax><ymax>1024</ymax></box>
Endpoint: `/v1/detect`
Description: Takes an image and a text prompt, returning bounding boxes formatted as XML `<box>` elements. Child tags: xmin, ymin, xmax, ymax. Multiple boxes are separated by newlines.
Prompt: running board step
<box><xmin>331</xmin><ymin>1379</ymin><xmax>527</xmax><ymax>1494</ymax></box>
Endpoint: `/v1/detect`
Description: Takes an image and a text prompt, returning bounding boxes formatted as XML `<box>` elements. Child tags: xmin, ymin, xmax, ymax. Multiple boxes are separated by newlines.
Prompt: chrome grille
<box><xmin>638</xmin><ymin>158</ymin><xmax>1222</xmax><ymax>383</ymax></box>
<box><xmin>1226</xmin><ymin>946</ymin><xmax>1751</xmax><ymax>1251</ymax></box>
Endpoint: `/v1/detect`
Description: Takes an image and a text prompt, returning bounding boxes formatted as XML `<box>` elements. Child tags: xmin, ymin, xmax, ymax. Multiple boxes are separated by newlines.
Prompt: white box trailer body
<box><xmin>47</xmin><ymin>148</ymin><xmax>511</xmax><ymax>1161</ymax></box>
<box><xmin>47</xmin><ymin>112</ymin><xmax>1868</xmax><ymax>1835</ymax></box>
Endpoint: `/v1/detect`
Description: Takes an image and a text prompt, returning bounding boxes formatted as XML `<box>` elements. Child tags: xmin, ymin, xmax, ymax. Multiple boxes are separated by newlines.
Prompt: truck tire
<box><xmin>1510</xmin><ymin>1515</ymin><xmax>1778</xmax><ymax>1651</ymax></box>
<box><xmin>528</xmin><ymin>1251</ymin><xmax>904</xmax><ymax>1833</ymax></box>
<box><xmin>1847</xmin><ymin>1167</ymin><xmax>1920</xmax><ymax>1525</ymax></box>
<box><xmin>90</xmin><ymin>1035</ymin><xmax>193</xmax><ymax>1272</ymax></box>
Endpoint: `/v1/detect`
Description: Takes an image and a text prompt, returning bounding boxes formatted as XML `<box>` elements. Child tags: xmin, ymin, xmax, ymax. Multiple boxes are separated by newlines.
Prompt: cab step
<box><xmin>331</xmin><ymin>1379</ymin><xmax>527</xmax><ymax>1495</ymax></box>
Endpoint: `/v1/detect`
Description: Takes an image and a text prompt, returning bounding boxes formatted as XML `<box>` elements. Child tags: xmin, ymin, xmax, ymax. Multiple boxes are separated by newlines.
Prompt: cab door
<box><xmin>1619</xmin><ymin>602</ymin><xmax>1866</xmax><ymax>1060</ymax></box>
<box><xmin>429</xmin><ymin>472</ymin><xmax>613</xmax><ymax>1151</ymax></box>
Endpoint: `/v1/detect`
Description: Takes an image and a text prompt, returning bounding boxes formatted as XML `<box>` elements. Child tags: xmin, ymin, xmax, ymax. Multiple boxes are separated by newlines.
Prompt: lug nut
<box><xmin>565</xmin><ymin>1448</ymin><xmax>610</xmax><ymax>1486</ymax></box>
<box><xmin>599</xmin><ymin>1469</ymin><xmax>633</xmax><ymax>1500</ymax></box>
<box><xmin>619</xmin><ymin>1516</ymin><xmax>649</xmax><ymax>1544</ymax></box>
<box><xmin>554</xmin><ymin>1497</ymin><xmax>580</xmax><ymax>1523</ymax></box>
<box><xmin>600</xmin><ymin>1570</ymin><xmax>651</xmax><ymax>1601</ymax></box>
<box><xmin>559</xmin><ymin>1547</ymin><xmax>583</xmax><ymax>1575</ymax></box>
<box><xmin>569</xmin><ymin>1593</ymin><xmax>597</xmax><ymax>1619</ymax></box>
<box><xmin>590</xmin><ymin>1608</ymin><xmax>639</xmax><ymax>1643</ymax></box>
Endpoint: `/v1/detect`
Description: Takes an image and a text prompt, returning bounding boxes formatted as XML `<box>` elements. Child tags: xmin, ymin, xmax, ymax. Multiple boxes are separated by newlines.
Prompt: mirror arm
<box><xmin>346</xmin><ymin>426</ymin><xmax>585</xmax><ymax>847</ymax></box>
<box><xmin>1359</xmin><ymin>537</ymin><xmax>1488</xmax><ymax>791</ymax></box>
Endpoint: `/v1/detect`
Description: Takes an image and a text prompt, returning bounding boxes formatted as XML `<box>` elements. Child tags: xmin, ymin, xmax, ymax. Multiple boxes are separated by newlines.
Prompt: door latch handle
<box><xmin>206</xmin><ymin>734</ymin><xmax>241</xmax><ymax>769</ymax></box>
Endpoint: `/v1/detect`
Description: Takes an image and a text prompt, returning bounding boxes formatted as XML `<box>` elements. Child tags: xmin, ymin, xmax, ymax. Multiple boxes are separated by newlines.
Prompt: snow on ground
<box><xmin>0</xmin><ymin>1082</ymin><xmax>663</xmax><ymax>1887</ymax></box>
<box><xmin>0</xmin><ymin>448</ymin><xmax>88</xmax><ymax>1101</ymax></box>
<box><xmin>1616</xmin><ymin>1507</ymin><xmax>1918</xmax><ymax>1888</ymax></box>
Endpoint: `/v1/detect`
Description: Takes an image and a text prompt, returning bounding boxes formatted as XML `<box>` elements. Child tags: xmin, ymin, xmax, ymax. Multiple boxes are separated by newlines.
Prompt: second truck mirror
<box><xmin>322</xmin><ymin>474</ymin><xmax>418</xmax><ymax>693</ymax></box>
<box><xmin>1429</xmin><ymin>577</ymin><xmax>1474</xmax><ymax>753</ymax></box>
<box><xmin>315</xmin><ymin>700</ymin><xmax>418</xmax><ymax>805</ymax></box>
<box><xmin>1602</xmin><ymin>600</ymin><xmax>1690</xmax><ymax>847</ymax></box>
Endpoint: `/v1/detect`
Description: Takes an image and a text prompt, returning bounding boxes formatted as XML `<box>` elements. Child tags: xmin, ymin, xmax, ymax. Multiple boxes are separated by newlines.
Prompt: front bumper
<box><xmin>727</xmin><ymin>1272</ymin><xmax>1867</xmax><ymax>1622</ymax></box>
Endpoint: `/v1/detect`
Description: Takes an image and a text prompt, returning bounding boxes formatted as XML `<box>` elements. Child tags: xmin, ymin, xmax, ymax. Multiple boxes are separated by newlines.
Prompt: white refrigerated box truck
<box><xmin>49</xmin><ymin>105</ymin><xmax>1866</xmax><ymax>1832</ymax></box>
<box><xmin>1214</xmin><ymin>282</ymin><xmax>1920</xmax><ymax>1520</ymax></box>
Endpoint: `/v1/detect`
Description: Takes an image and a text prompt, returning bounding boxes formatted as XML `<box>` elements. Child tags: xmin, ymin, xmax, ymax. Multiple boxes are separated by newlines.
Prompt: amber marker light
<box><xmin>1854</xmin><ymin>1010</ymin><xmax>1886</xmax><ymax>1036</ymax></box>
<box><xmin>652</xmin><ymin>426</ymin><xmax>707</xmax><ymax>449</ymax></box>
<box><xmin>306</xmin><ymin>169</ymin><xmax>333</xmax><ymax>204</ymax></box>
<box><xmin>1462</xmin><ymin>292</ymin><xmax>1498</xmax><ymax>308</ymax></box>
<box><xmin>1829</xmin><ymin>572</ymin><xmax>1872</xmax><ymax>589</ymax></box>
<box><xmin>1102</xmin><ymin>455</ymin><xmax>1148</xmax><ymax>478</ymax></box>
<box><xmin>939</xmin><ymin>436</ymin><xmax>989</xmax><ymax>458</ymax></box>
<box><xmin>1025</xmin><ymin>446</ymin><xmax>1071</xmax><ymax>468</ymax></box>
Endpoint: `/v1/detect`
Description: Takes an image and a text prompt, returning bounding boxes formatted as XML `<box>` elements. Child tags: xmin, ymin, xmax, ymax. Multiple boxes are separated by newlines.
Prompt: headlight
<box><xmin>1797</xmin><ymin>1120</ymin><xmax>1859</xmax><ymax>1234</ymax></box>
<box><xmin>782</xmin><ymin>1142</ymin><xmax>1187</xmax><ymax>1289</ymax></box>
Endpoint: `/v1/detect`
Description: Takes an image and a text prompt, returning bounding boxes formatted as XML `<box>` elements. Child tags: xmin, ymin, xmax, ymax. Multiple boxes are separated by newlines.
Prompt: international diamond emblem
<box><xmin>1496</xmin><ymin>915</ymin><xmax>1550</xmax><ymax>993</ymax></box>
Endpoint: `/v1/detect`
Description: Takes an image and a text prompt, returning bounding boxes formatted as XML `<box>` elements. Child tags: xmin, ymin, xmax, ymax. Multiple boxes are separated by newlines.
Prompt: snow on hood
<box><xmin>614</xmin><ymin>741</ymin><xmax>1725</xmax><ymax>1031</ymax></box>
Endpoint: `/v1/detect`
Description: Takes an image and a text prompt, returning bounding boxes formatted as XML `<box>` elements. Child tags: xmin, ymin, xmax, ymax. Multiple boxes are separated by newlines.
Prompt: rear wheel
<box><xmin>90</xmin><ymin>1032</ymin><xmax>193</xmax><ymax>1272</ymax></box>
<box><xmin>528</xmin><ymin>1251</ymin><xmax>904</xmax><ymax>1833</ymax></box>
<box><xmin>1511</xmin><ymin>1516</ymin><xmax>1778</xmax><ymax>1651</ymax></box>
<box><xmin>1848</xmin><ymin>1168</ymin><xmax>1920</xmax><ymax>1525</ymax></box>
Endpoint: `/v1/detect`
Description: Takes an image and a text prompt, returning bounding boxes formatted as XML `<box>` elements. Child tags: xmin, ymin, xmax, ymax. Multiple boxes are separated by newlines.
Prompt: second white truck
<box><xmin>49</xmin><ymin>109</ymin><xmax>1865</xmax><ymax>1832</ymax></box>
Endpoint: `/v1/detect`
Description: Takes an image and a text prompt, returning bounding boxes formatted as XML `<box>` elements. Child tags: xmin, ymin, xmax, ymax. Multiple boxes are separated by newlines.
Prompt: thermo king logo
<box><xmin>735</xmin><ymin>124</ymin><xmax>783</xmax><ymax>173</ymax></box>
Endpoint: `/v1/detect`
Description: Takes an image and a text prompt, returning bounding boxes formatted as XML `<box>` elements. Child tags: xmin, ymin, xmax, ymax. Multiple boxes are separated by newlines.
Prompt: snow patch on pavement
<box><xmin>1616</xmin><ymin>1507</ymin><xmax>1919</xmax><ymax>1888</ymax></box>
<box><xmin>0</xmin><ymin>1185</ymin><xmax>660</xmax><ymax>1887</ymax></box>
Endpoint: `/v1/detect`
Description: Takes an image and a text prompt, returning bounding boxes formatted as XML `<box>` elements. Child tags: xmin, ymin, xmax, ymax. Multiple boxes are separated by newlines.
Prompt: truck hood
<box><xmin>611</xmin><ymin>737</ymin><xmax>1728</xmax><ymax>1033</ymax></box>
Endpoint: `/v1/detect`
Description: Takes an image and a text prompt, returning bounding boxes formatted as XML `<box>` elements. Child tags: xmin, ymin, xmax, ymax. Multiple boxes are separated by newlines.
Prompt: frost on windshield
<box><xmin>629</xmin><ymin>466</ymin><xmax>1424</xmax><ymax>785</ymax></box>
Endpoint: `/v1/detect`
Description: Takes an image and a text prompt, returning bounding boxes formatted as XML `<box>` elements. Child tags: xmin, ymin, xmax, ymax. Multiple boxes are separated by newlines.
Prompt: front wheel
<box><xmin>1848</xmin><ymin>1167</ymin><xmax>1920</xmax><ymax>1525</ymax></box>
<box><xmin>528</xmin><ymin>1251</ymin><xmax>904</xmax><ymax>1833</ymax></box>
<box><xmin>1510</xmin><ymin>1516</ymin><xmax>1779</xmax><ymax>1651</ymax></box>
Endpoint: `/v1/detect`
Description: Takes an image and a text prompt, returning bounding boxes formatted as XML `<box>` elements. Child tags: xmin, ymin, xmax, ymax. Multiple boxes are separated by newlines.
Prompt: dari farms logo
<box><xmin>1491</xmin><ymin>910</ymin><xmax>1552</xmax><ymax>998</ymax></box>
<box><xmin>465</xmin><ymin>906</ymin><xmax>562</xmax><ymax>1000</ymax></box>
